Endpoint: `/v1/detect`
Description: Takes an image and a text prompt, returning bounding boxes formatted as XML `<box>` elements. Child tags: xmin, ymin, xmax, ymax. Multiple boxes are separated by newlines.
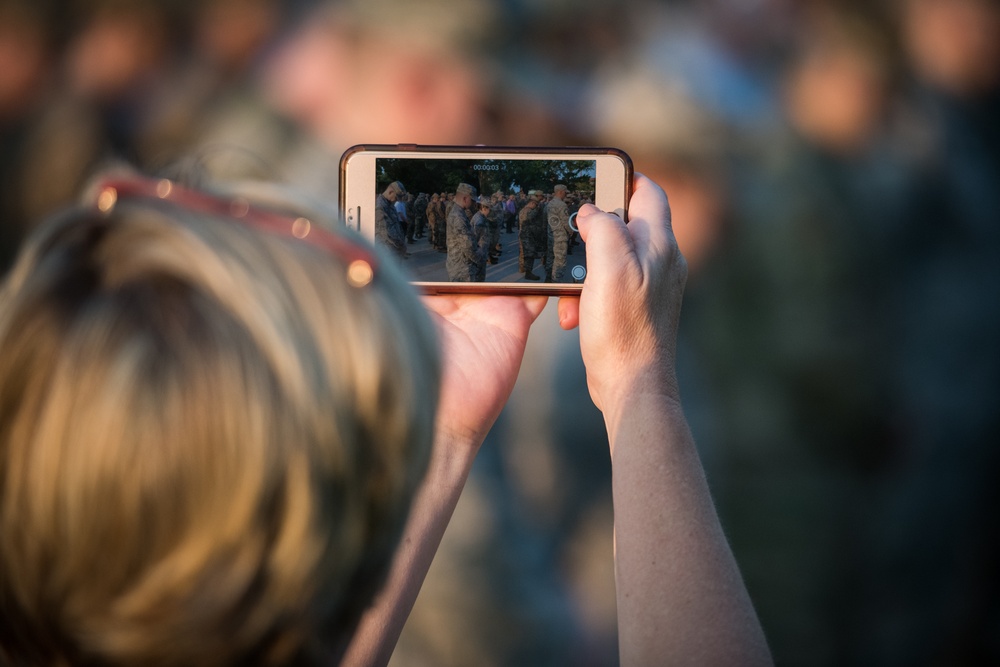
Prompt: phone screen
<box><xmin>378</xmin><ymin>157</ymin><xmax>594</xmax><ymax>284</ymax></box>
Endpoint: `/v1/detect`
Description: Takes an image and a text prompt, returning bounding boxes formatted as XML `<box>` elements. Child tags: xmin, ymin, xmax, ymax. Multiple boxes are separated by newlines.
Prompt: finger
<box><xmin>420</xmin><ymin>293</ymin><xmax>460</xmax><ymax>319</ymax></box>
<box><xmin>557</xmin><ymin>296</ymin><xmax>580</xmax><ymax>330</ymax></box>
<box><xmin>629</xmin><ymin>174</ymin><xmax>673</xmax><ymax>231</ymax></box>
<box><xmin>474</xmin><ymin>295</ymin><xmax>547</xmax><ymax>331</ymax></box>
<box><xmin>422</xmin><ymin>294</ymin><xmax>547</xmax><ymax>333</ymax></box>
<box><xmin>627</xmin><ymin>174</ymin><xmax>675</xmax><ymax>267</ymax></box>
<box><xmin>575</xmin><ymin>201</ymin><xmax>638</xmax><ymax>285</ymax></box>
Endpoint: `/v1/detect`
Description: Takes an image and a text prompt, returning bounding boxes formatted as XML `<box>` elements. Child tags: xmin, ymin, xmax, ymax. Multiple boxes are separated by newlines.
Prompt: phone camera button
<box><xmin>571</xmin><ymin>265</ymin><xmax>587</xmax><ymax>281</ymax></box>
<box><xmin>568</xmin><ymin>211</ymin><xmax>579</xmax><ymax>233</ymax></box>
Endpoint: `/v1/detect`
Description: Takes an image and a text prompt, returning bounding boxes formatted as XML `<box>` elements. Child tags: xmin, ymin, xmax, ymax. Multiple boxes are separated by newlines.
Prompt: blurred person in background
<box><xmin>194</xmin><ymin>0</ymin><xmax>512</xmax><ymax>206</ymax></box>
<box><xmin>133</xmin><ymin>0</ymin><xmax>286</xmax><ymax>167</ymax></box>
<box><xmin>13</xmin><ymin>0</ymin><xmax>179</xmax><ymax>231</ymax></box>
<box><xmin>670</xmin><ymin>6</ymin><xmax>907</xmax><ymax>665</ymax></box>
<box><xmin>582</xmin><ymin>63</ymin><xmax>730</xmax><ymax>273</ymax></box>
<box><xmin>0</xmin><ymin>0</ymin><xmax>59</xmax><ymax>273</ymax></box>
<box><xmin>856</xmin><ymin>0</ymin><xmax>1000</xmax><ymax>663</ymax></box>
<box><xmin>0</xmin><ymin>0</ymin><xmax>290</xmax><ymax>274</ymax></box>
<box><xmin>612</xmin><ymin>1</ymin><xmax>1000</xmax><ymax>663</ymax></box>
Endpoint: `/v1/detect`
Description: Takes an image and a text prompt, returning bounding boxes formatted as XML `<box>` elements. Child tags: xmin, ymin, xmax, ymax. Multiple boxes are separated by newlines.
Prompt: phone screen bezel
<box><xmin>340</xmin><ymin>145</ymin><xmax>633</xmax><ymax>295</ymax></box>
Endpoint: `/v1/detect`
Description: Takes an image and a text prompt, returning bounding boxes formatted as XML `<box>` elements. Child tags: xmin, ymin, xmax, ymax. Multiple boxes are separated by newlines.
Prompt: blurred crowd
<box><xmin>2</xmin><ymin>0</ymin><xmax>998</xmax><ymax>665</ymax></box>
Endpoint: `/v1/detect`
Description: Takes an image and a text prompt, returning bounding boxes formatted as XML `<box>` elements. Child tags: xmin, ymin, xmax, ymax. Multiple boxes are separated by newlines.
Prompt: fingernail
<box><xmin>577</xmin><ymin>203</ymin><xmax>600</xmax><ymax>218</ymax></box>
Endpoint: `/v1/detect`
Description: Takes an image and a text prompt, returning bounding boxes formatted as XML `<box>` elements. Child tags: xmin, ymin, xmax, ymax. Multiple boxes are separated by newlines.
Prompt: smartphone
<box><xmin>339</xmin><ymin>145</ymin><xmax>633</xmax><ymax>294</ymax></box>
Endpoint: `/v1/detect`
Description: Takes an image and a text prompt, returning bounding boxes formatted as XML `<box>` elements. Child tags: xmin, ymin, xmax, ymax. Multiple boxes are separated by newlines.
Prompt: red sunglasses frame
<box><xmin>93</xmin><ymin>176</ymin><xmax>378</xmax><ymax>288</ymax></box>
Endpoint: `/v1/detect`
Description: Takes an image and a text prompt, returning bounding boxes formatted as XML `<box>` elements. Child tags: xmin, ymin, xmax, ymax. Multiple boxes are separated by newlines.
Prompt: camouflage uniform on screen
<box><xmin>375</xmin><ymin>181</ymin><xmax>407</xmax><ymax>258</ymax></box>
<box><xmin>518</xmin><ymin>191</ymin><xmax>546</xmax><ymax>280</ymax></box>
<box><xmin>515</xmin><ymin>193</ymin><xmax>528</xmax><ymax>271</ymax></box>
<box><xmin>413</xmin><ymin>192</ymin><xmax>429</xmax><ymax>239</ymax></box>
<box><xmin>426</xmin><ymin>195</ymin><xmax>443</xmax><ymax>250</ymax></box>
<box><xmin>441</xmin><ymin>195</ymin><xmax>456</xmax><ymax>252</ymax></box>
<box><xmin>471</xmin><ymin>196</ymin><xmax>493</xmax><ymax>280</ymax></box>
<box><xmin>504</xmin><ymin>194</ymin><xmax>517</xmax><ymax>233</ymax></box>
<box><xmin>487</xmin><ymin>198</ymin><xmax>503</xmax><ymax>264</ymax></box>
<box><xmin>404</xmin><ymin>193</ymin><xmax>416</xmax><ymax>242</ymax></box>
<box><xmin>546</xmin><ymin>186</ymin><xmax>571</xmax><ymax>281</ymax></box>
<box><xmin>436</xmin><ymin>196</ymin><xmax>448</xmax><ymax>250</ymax></box>
<box><xmin>446</xmin><ymin>184</ymin><xmax>483</xmax><ymax>281</ymax></box>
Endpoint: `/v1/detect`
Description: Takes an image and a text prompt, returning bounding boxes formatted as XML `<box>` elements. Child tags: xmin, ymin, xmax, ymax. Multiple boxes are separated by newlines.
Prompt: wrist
<box><xmin>596</xmin><ymin>364</ymin><xmax>683</xmax><ymax>435</ymax></box>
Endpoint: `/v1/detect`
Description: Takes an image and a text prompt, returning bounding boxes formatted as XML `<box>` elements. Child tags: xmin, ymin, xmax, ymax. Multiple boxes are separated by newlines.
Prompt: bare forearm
<box><xmin>605</xmin><ymin>393</ymin><xmax>772</xmax><ymax>667</ymax></box>
<box><xmin>341</xmin><ymin>435</ymin><xmax>476</xmax><ymax>667</ymax></box>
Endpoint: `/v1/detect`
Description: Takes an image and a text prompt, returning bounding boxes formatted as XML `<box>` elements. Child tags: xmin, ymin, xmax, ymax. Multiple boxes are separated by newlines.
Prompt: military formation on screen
<box><xmin>375</xmin><ymin>182</ymin><xmax>591</xmax><ymax>283</ymax></box>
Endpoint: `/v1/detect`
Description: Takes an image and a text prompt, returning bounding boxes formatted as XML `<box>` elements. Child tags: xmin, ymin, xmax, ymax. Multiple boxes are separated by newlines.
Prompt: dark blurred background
<box><xmin>2</xmin><ymin>0</ymin><xmax>998</xmax><ymax>664</ymax></box>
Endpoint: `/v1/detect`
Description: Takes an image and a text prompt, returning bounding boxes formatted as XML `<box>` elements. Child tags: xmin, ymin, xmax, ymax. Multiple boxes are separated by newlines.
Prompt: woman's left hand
<box><xmin>422</xmin><ymin>294</ymin><xmax>547</xmax><ymax>448</ymax></box>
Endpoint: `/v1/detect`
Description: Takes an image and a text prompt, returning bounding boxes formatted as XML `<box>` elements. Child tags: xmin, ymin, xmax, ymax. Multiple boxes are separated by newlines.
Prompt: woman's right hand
<box><xmin>557</xmin><ymin>174</ymin><xmax>688</xmax><ymax>418</ymax></box>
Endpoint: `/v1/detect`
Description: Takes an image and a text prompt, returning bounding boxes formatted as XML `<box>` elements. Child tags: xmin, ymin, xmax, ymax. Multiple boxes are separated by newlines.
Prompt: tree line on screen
<box><xmin>376</xmin><ymin>159</ymin><xmax>596</xmax><ymax>195</ymax></box>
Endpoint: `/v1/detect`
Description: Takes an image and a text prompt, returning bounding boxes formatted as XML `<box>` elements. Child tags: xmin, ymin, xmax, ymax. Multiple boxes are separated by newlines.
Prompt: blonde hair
<box><xmin>0</xmin><ymin>180</ymin><xmax>440</xmax><ymax>665</ymax></box>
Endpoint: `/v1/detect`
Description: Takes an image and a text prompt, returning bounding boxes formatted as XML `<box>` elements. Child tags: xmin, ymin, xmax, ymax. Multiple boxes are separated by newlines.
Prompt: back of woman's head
<box><xmin>0</xmin><ymin>175</ymin><xmax>440</xmax><ymax>665</ymax></box>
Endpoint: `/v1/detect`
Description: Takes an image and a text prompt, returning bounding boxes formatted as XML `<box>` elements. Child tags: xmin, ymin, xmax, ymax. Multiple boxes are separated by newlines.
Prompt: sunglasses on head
<box><xmin>92</xmin><ymin>175</ymin><xmax>378</xmax><ymax>288</ymax></box>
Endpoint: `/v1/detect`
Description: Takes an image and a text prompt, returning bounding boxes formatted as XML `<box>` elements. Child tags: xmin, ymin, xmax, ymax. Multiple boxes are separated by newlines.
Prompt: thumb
<box><xmin>575</xmin><ymin>203</ymin><xmax>637</xmax><ymax>286</ymax></box>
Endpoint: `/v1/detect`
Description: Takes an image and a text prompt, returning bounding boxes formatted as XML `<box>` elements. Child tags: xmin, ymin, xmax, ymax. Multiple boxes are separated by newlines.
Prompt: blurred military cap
<box><xmin>321</xmin><ymin>0</ymin><xmax>504</xmax><ymax>57</ymax></box>
<box><xmin>585</xmin><ymin>65</ymin><xmax>725</xmax><ymax>167</ymax></box>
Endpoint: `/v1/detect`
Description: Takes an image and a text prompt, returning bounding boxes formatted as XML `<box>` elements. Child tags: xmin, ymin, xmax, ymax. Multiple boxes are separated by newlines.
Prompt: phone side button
<box><xmin>346</xmin><ymin>206</ymin><xmax>361</xmax><ymax>232</ymax></box>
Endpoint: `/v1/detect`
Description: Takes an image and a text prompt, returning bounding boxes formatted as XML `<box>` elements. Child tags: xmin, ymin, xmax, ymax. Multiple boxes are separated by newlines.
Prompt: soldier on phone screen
<box><xmin>446</xmin><ymin>183</ymin><xmax>482</xmax><ymax>282</ymax></box>
<box><xmin>471</xmin><ymin>195</ymin><xmax>494</xmax><ymax>281</ymax></box>
<box><xmin>487</xmin><ymin>192</ymin><xmax>503</xmax><ymax>264</ymax></box>
<box><xmin>518</xmin><ymin>190</ymin><xmax>546</xmax><ymax>280</ymax></box>
<box><xmin>413</xmin><ymin>192</ymin><xmax>429</xmax><ymax>240</ymax></box>
<box><xmin>504</xmin><ymin>193</ymin><xmax>517</xmax><ymax>233</ymax></box>
<box><xmin>547</xmin><ymin>184</ymin><xmax>571</xmax><ymax>282</ymax></box>
<box><xmin>376</xmin><ymin>181</ymin><xmax>407</xmax><ymax>259</ymax></box>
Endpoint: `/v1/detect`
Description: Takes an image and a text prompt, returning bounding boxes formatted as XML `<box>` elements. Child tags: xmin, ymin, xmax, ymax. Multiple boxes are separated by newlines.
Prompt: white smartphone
<box><xmin>339</xmin><ymin>144</ymin><xmax>633</xmax><ymax>294</ymax></box>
